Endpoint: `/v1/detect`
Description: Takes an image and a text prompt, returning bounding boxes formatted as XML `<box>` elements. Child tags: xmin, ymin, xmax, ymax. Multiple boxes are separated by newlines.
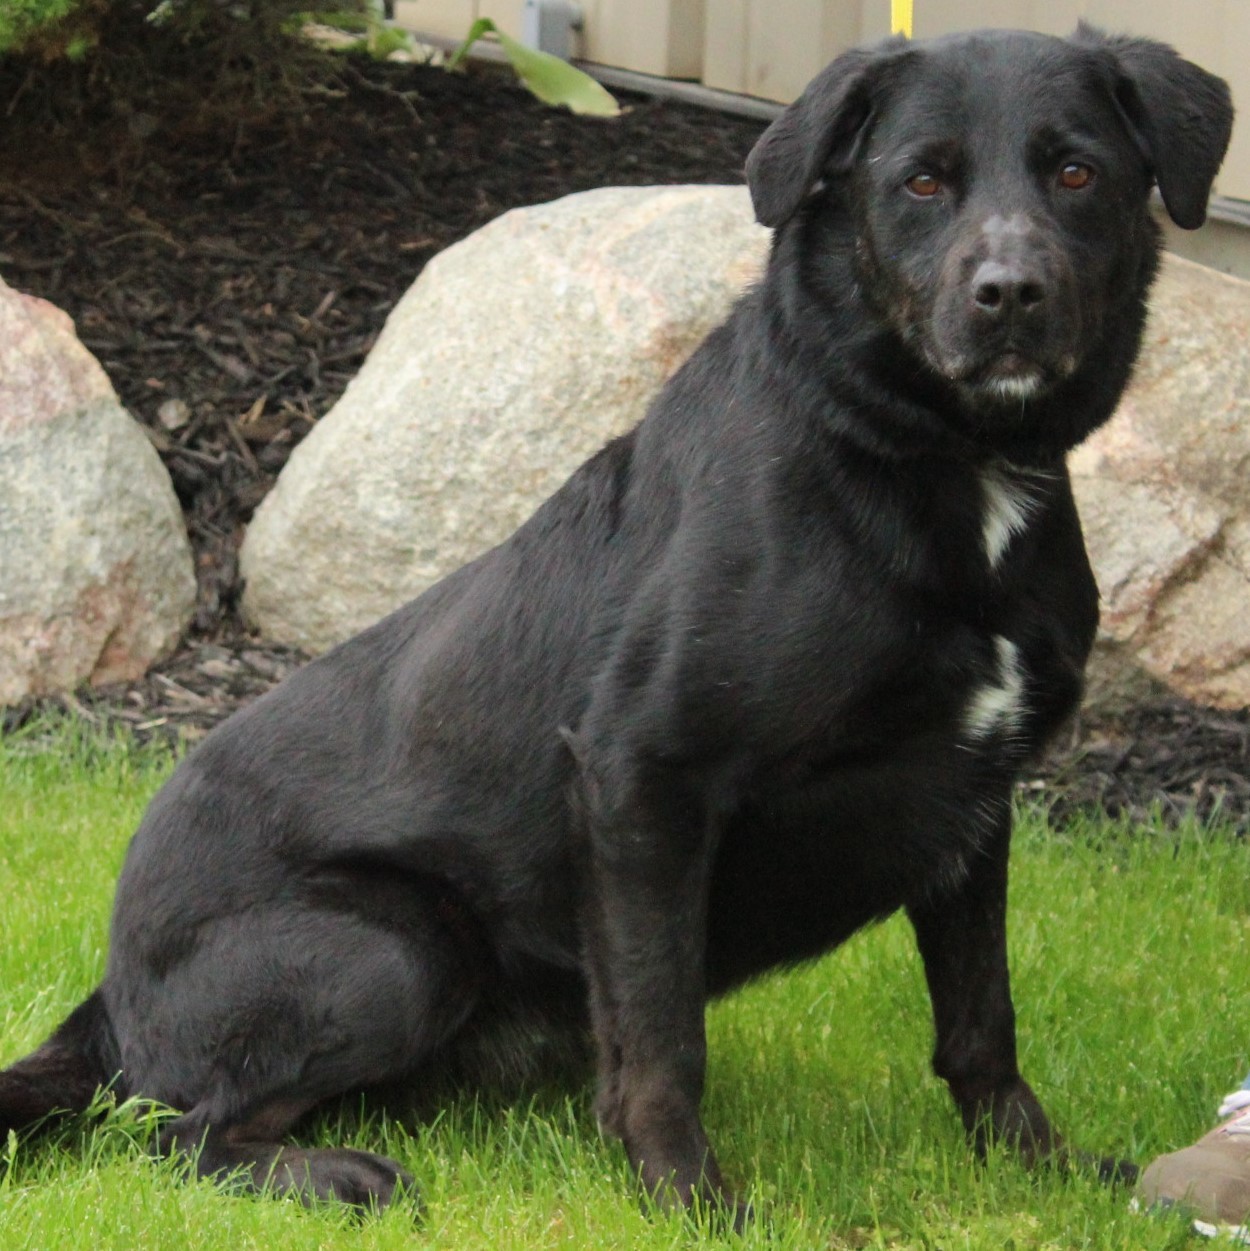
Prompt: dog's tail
<box><xmin>0</xmin><ymin>990</ymin><xmax>122</xmax><ymax>1138</ymax></box>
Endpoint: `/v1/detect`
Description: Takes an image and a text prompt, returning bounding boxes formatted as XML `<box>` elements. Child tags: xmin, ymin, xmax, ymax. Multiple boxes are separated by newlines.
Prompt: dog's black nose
<box><xmin>971</xmin><ymin>260</ymin><xmax>1046</xmax><ymax>318</ymax></box>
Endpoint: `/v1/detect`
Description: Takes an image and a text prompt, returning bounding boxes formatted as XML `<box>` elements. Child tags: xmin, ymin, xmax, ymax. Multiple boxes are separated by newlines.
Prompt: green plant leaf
<box><xmin>367</xmin><ymin>24</ymin><xmax>414</xmax><ymax>58</ymax></box>
<box><xmin>448</xmin><ymin>17</ymin><xmax>619</xmax><ymax>117</ymax></box>
<box><xmin>444</xmin><ymin>16</ymin><xmax>491</xmax><ymax>70</ymax></box>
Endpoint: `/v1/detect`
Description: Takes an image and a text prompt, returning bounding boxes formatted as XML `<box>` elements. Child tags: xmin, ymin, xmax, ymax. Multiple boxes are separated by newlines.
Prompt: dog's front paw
<box><xmin>639</xmin><ymin>1171</ymin><xmax>752</xmax><ymax>1234</ymax></box>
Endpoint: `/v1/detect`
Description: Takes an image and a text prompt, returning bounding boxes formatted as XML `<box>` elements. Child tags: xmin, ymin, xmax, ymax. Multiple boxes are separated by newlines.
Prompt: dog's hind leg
<box><xmin>106</xmin><ymin>871</ymin><xmax>485</xmax><ymax>1209</ymax></box>
<box><xmin>158</xmin><ymin>1097</ymin><xmax>416</xmax><ymax>1209</ymax></box>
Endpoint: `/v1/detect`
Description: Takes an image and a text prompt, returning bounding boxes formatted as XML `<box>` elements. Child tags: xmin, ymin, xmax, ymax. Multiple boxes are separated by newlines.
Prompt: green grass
<box><xmin>1</xmin><ymin>719</ymin><xmax>1247</xmax><ymax>1249</ymax></box>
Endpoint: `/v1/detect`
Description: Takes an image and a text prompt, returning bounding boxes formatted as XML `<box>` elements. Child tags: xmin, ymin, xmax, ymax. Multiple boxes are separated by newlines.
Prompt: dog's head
<box><xmin>746</xmin><ymin>27</ymin><xmax>1233</xmax><ymax>423</ymax></box>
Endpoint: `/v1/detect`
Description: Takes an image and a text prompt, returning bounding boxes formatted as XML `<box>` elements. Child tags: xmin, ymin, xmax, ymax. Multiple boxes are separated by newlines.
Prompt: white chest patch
<box><xmin>979</xmin><ymin>467</ymin><xmax>1036</xmax><ymax>570</ymax></box>
<box><xmin>963</xmin><ymin>635</ymin><xmax>1027</xmax><ymax>741</ymax></box>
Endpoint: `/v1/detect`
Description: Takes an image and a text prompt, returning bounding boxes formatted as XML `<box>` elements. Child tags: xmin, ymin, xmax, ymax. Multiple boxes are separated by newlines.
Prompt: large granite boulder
<box><xmin>241</xmin><ymin>184</ymin><xmax>1248</xmax><ymax>713</ymax></box>
<box><xmin>1072</xmin><ymin>255</ymin><xmax>1250</xmax><ymax>711</ymax></box>
<box><xmin>241</xmin><ymin>185</ymin><xmax>771</xmax><ymax>652</ymax></box>
<box><xmin>0</xmin><ymin>280</ymin><xmax>195</xmax><ymax>705</ymax></box>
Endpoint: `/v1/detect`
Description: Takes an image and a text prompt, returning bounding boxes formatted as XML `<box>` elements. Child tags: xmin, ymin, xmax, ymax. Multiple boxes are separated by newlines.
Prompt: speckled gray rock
<box><xmin>241</xmin><ymin>185</ymin><xmax>771</xmax><ymax>652</ymax></box>
<box><xmin>0</xmin><ymin>280</ymin><xmax>196</xmax><ymax>705</ymax></box>
<box><xmin>1073</xmin><ymin>254</ymin><xmax>1250</xmax><ymax>710</ymax></box>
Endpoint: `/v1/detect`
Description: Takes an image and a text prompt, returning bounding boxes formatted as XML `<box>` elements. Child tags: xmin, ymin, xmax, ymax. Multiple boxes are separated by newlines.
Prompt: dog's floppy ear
<box><xmin>1075</xmin><ymin>23</ymin><xmax>1233</xmax><ymax>230</ymax></box>
<box><xmin>746</xmin><ymin>37</ymin><xmax>911</xmax><ymax>229</ymax></box>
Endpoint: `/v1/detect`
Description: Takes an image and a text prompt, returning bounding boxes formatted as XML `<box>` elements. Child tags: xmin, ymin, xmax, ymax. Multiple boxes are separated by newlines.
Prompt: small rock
<box><xmin>158</xmin><ymin>397</ymin><xmax>190</xmax><ymax>430</ymax></box>
<box><xmin>0</xmin><ymin>279</ymin><xmax>196</xmax><ymax>705</ymax></box>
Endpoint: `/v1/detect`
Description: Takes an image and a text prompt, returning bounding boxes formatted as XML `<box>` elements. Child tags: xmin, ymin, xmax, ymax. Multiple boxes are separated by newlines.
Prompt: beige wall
<box><xmin>394</xmin><ymin>0</ymin><xmax>528</xmax><ymax>43</ymax></box>
<box><xmin>396</xmin><ymin>1</ymin><xmax>1245</xmax><ymax>201</ymax></box>
<box><xmin>703</xmin><ymin>0</ymin><xmax>1247</xmax><ymax>200</ymax></box>
<box><xmin>394</xmin><ymin>0</ymin><xmax>473</xmax><ymax>40</ymax></box>
<box><xmin>579</xmin><ymin>0</ymin><xmax>706</xmax><ymax>78</ymax></box>
<box><xmin>395</xmin><ymin>0</ymin><xmax>705</xmax><ymax>78</ymax></box>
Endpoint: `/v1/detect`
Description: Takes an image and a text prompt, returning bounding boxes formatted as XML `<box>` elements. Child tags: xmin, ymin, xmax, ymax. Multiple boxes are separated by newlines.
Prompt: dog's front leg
<box><xmin>578</xmin><ymin>757</ymin><xmax>735</xmax><ymax>1219</ymax></box>
<box><xmin>905</xmin><ymin>811</ymin><xmax>1060</xmax><ymax>1165</ymax></box>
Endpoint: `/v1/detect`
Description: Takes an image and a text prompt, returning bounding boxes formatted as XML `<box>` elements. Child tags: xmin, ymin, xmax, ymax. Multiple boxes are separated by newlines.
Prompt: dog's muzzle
<box><xmin>927</xmin><ymin>215</ymin><xmax>1082</xmax><ymax>404</ymax></box>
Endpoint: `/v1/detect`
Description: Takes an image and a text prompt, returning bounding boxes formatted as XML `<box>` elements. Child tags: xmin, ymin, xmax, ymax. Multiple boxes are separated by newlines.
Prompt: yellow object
<box><xmin>892</xmin><ymin>0</ymin><xmax>913</xmax><ymax>36</ymax></box>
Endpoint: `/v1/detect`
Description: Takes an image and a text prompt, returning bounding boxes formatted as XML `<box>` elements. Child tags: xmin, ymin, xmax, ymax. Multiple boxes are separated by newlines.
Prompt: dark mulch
<box><xmin>0</xmin><ymin>32</ymin><xmax>1247</xmax><ymax>831</ymax></box>
<box><xmin>0</xmin><ymin>35</ymin><xmax>766</xmax><ymax>635</ymax></box>
<box><xmin>1027</xmin><ymin>700</ymin><xmax>1250</xmax><ymax>831</ymax></box>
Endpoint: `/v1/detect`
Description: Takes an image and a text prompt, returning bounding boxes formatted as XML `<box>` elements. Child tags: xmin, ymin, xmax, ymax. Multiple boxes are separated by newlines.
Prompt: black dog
<box><xmin>0</xmin><ymin>25</ymin><xmax>1232</xmax><ymax>1219</ymax></box>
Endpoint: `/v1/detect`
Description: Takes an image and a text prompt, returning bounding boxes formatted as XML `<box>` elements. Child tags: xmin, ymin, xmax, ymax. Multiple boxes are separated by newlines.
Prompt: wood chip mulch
<box><xmin>0</xmin><ymin>37</ymin><xmax>1247</xmax><ymax>833</ymax></box>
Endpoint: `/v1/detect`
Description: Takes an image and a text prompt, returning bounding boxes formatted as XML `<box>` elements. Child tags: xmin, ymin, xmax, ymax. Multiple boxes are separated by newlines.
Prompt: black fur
<box><xmin>0</xmin><ymin>26</ymin><xmax>1232</xmax><ymax>1218</ymax></box>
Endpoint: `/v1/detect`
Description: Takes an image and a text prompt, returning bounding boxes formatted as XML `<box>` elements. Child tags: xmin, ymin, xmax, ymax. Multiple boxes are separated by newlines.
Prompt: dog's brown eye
<box><xmin>1058</xmin><ymin>162</ymin><xmax>1094</xmax><ymax>190</ymax></box>
<box><xmin>906</xmin><ymin>172</ymin><xmax>942</xmax><ymax>198</ymax></box>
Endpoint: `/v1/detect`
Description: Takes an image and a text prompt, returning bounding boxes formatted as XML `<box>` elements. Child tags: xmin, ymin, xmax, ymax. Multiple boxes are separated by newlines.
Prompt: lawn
<box><xmin>0</xmin><ymin>721</ymin><xmax>1246</xmax><ymax>1249</ymax></box>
